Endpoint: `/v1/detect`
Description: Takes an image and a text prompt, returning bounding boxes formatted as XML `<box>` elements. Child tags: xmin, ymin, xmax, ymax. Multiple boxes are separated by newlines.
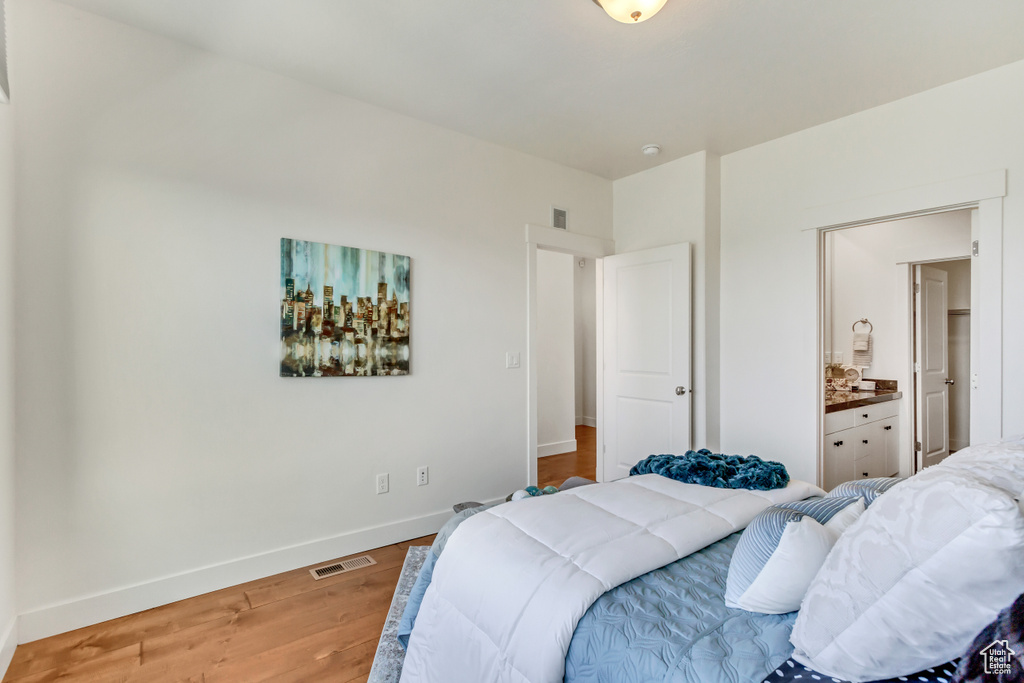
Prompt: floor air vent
<box><xmin>310</xmin><ymin>555</ymin><xmax>377</xmax><ymax>580</ymax></box>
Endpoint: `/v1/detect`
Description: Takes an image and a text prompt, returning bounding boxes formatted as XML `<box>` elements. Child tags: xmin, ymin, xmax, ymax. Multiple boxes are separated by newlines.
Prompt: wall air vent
<box><xmin>309</xmin><ymin>555</ymin><xmax>377</xmax><ymax>580</ymax></box>
<box><xmin>552</xmin><ymin>207</ymin><xmax>568</xmax><ymax>230</ymax></box>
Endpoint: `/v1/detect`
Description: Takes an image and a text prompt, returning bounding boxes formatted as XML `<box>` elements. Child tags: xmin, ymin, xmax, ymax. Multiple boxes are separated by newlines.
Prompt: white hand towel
<box><xmin>852</xmin><ymin>334</ymin><xmax>872</xmax><ymax>367</ymax></box>
<box><xmin>852</xmin><ymin>332</ymin><xmax>869</xmax><ymax>351</ymax></box>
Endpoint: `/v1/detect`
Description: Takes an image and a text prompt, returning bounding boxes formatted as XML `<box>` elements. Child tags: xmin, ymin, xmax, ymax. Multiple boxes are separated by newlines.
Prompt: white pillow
<box><xmin>790</xmin><ymin>466</ymin><xmax>1024</xmax><ymax>682</ymax></box>
<box><xmin>724</xmin><ymin>497</ymin><xmax>865</xmax><ymax>614</ymax></box>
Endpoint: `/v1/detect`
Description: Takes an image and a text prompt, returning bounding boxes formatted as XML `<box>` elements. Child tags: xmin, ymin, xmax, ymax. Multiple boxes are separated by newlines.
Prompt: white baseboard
<box><xmin>576</xmin><ymin>416</ymin><xmax>597</xmax><ymax>428</ymax></box>
<box><xmin>538</xmin><ymin>439</ymin><xmax>577</xmax><ymax>457</ymax></box>
<box><xmin>0</xmin><ymin>616</ymin><xmax>16</xmax><ymax>680</ymax></box>
<box><xmin>17</xmin><ymin>508</ymin><xmax>457</xmax><ymax>643</ymax></box>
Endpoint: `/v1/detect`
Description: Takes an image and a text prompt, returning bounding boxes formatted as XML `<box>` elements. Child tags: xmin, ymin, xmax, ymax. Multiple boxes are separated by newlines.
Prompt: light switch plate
<box><xmin>506</xmin><ymin>352</ymin><xmax>521</xmax><ymax>369</ymax></box>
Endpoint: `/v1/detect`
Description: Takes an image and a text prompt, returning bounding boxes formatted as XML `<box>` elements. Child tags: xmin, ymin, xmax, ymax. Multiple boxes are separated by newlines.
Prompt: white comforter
<box><xmin>400</xmin><ymin>474</ymin><xmax>823</xmax><ymax>683</ymax></box>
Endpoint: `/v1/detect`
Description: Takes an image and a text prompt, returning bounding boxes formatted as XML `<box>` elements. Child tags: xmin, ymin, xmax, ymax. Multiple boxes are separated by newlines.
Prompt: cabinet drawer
<box><xmin>825</xmin><ymin>410</ymin><xmax>856</xmax><ymax>434</ymax></box>
<box><xmin>853</xmin><ymin>400</ymin><xmax>899</xmax><ymax>426</ymax></box>
<box><xmin>824</xmin><ymin>437</ymin><xmax>855</xmax><ymax>491</ymax></box>
<box><xmin>854</xmin><ymin>421</ymin><xmax>882</xmax><ymax>461</ymax></box>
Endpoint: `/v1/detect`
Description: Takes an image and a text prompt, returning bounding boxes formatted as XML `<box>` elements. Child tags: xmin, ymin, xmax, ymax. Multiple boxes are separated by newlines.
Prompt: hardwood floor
<box><xmin>537</xmin><ymin>425</ymin><xmax>596</xmax><ymax>489</ymax></box>
<box><xmin>2</xmin><ymin>427</ymin><xmax>596</xmax><ymax>682</ymax></box>
<box><xmin>3</xmin><ymin>535</ymin><xmax>435</xmax><ymax>683</ymax></box>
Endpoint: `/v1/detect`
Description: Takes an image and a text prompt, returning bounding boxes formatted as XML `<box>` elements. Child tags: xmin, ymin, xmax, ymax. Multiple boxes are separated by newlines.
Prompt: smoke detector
<box><xmin>642</xmin><ymin>144</ymin><xmax>661</xmax><ymax>156</ymax></box>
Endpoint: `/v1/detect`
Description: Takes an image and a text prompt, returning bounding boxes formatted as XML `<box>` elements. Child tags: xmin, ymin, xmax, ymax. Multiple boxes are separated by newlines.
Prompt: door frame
<box><xmin>525</xmin><ymin>225</ymin><xmax>615</xmax><ymax>486</ymax></box>
<box><xmin>804</xmin><ymin>170</ymin><xmax>1005</xmax><ymax>488</ymax></box>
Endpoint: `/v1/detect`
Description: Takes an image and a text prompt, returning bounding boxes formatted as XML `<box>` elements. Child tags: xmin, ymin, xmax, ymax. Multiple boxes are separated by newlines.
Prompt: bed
<box><xmin>394</xmin><ymin>440</ymin><xmax>1024</xmax><ymax>683</ymax></box>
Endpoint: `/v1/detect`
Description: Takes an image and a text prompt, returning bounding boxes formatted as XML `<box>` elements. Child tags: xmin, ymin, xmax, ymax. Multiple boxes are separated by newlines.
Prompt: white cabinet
<box><xmin>824</xmin><ymin>400</ymin><xmax>900</xmax><ymax>491</ymax></box>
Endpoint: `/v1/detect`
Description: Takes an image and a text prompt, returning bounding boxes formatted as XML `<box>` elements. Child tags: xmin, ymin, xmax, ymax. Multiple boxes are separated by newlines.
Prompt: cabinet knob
<box><xmin>884</xmin><ymin>425</ymin><xmax>892</xmax><ymax>431</ymax></box>
<box><xmin>862</xmin><ymin>440</ymin><xmax>868</xmax><ymax>444</ymax></box>
<box><xmin>862</xmin><ymin>472</ymin><xmax>869</xmax><ymax>477</ymax></box>
<box><xmin>862</xmin><ymin>413</ymin><xmax>869</xmax><ymax>418</ymax></box>
<box><xmin>833</xmin><ymin>441</ymin><xmax>841</xmax><ymax>447</ymax></box>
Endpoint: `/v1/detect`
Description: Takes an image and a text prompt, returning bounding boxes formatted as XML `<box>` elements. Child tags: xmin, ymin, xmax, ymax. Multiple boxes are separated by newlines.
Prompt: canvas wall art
<box><xmin>280</xmin><ymin>238</ymin><xmax>410</xmax><ymax>377</ymax></box>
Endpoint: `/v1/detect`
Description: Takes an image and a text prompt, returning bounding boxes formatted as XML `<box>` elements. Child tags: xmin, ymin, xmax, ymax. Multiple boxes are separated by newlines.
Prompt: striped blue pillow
<box><xmin>725</xmin><ymin>496</ymin><xmax>865</xmax><ymax>614</ymax></box>
<box><xmin>826</xmin><ymin>477</ymin><xmax>903</xmax><ymax>506</ymax></box>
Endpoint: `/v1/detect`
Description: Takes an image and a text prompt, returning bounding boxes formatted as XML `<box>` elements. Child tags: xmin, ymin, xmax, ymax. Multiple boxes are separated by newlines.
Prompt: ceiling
<box><xmin>55</xmin><ymin>0</ymin><xmax>1024</xmax><ymax>179</ymax></box>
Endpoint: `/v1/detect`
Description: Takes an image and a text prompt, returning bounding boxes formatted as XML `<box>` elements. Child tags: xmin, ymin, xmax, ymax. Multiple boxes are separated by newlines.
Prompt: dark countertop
<box><xmin>825</xmin><ymin>389</ymin><xmax>902</xmax><ymax>414</ymax></box>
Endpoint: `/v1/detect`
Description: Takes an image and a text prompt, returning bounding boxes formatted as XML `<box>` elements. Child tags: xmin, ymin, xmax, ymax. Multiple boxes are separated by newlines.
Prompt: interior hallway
<box><xmin>538</xmin><ymin>425</ymin><xmax>597</xmax><ymax>489</ymax></box>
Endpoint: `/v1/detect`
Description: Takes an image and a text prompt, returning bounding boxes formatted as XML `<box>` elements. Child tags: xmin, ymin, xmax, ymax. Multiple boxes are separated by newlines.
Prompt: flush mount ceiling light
<box><xmin>592</xmin><ymin>0</ymin><xmax>668</xmax><ymax>23</ymax></box>
<box><xmin>642</xmin><ymin>144</ymin><xmax>662</xmax><ymax>156</ymax></box>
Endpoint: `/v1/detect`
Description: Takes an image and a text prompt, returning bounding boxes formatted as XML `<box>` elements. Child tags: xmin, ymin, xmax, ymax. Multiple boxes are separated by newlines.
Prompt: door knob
<box><xmin>675</xmin><ymin>386</ymin><xmax>686</xmax><ymax>395</ymax></box>
<box><xmin>945</xmin><ymin>378</ymin><xmax>955</xmax><ymax>386</ymax></box>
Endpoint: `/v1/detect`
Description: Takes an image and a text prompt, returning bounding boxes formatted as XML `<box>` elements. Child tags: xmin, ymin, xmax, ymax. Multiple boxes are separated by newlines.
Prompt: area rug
<box><xmin>367</xmin><ymin>546</ymin><xmax>429</xmax><ymax>683</ymax></box>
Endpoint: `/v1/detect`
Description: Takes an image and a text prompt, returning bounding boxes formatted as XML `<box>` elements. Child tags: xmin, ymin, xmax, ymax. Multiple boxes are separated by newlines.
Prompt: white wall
<box><xmin>612</xmin><ymin>151</ymin><xmax>721</xmax><ymax>450</ymax></box>
<box><xmin>827</xmin><ymin>211</ymin><xmax>972</xmax><ymax>380</ymax></box>
<box><xmin>573</xmin><ymin>257</ymin><xmax>596</xmax><ymax>427</ymax></box>
<box><xmin>720</xmin><ymin>59</ymin><xmax>1024</xmax><ymax>483</ymax></box>
<box><xmin>933</xmin><ymin>258</ymin><xmax>972</xmax><ymax>310</ymax></box>
<box><xmin>536</xmin><ymin>249</ymin><xmax>577</xmax><ymax>455</ymax></box>
<box><xmin>0</xmin><ymin>103</ymin><xmax>17</xmax><ymax>675</ymax></box>
<box><xmin>9</xmin><ymin>0</ymin><xmax>612</xmax><ymax>640</ymax></box>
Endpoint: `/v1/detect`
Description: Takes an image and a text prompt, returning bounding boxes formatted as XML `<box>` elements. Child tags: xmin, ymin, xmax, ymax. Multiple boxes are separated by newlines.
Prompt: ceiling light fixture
<box><xmin>642</xmin><ymin>144</ymin><xmax>661</xmax><ymax>156</ymax></box>
<box><xmin>592</xmin><ymin>0</ymin><xmax>668</xmax><ymax>24</ymax></box>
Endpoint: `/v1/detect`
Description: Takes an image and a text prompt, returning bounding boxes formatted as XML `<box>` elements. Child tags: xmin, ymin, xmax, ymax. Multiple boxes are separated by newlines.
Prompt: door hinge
<box><xmin>914</xmin><ymin>361</ymin><xmax>921</xmax><ymax>373</ymax></box>
<box><xmin>914</xmin><ymin>283</ymin><xmax>921</xmax><ymax>294</ymax></box>
<box><xmin>972</xmin><ymin>240</ymin><xmax>979</xmax><ymax>257</ymax></box>
<box><xmin>915</xmin><ymin>441</ymin><xmax>922</xmax><ymax>452</ymax></box>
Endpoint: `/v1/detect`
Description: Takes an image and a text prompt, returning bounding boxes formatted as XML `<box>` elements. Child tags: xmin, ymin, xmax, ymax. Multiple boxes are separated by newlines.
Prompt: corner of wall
<box><xmin>703</xmin><ymin>153</ymin><xmax>722</xmax><ymax>450</ymax></box>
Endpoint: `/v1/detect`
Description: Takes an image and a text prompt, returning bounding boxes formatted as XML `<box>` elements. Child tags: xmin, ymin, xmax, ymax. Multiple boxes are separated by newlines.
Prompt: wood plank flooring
<box><xmin>537</xmin><ymin>424</ymin><xmax>596</xmax><ymax>489</ymax></box>
<box><xmin>3</xmin><ymin>535</ymin><xmax>434</xmax><ymax>683</ymax></box>
<box><xmin>4</xmin><ymin>426</ymin><xmax>597</xmax><ymax>683</ymax></box>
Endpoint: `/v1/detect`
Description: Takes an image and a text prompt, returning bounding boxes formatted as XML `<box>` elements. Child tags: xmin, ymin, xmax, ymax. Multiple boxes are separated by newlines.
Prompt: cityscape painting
<box><xmin>280</xmin><ymin>238</ymin><xmax>410</xmax><ymax>377</ymax></box>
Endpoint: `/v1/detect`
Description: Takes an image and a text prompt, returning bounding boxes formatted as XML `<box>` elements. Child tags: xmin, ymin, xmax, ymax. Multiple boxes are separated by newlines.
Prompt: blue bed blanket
<box><xmin>630</xmin><ymin>450</ymin><xmax>790</xmax><ymax>490</ymax></box>
<box><xmin>565</xmin><ymin>532</ymin><xmax>796</xmax><ymax>683</ymax></box>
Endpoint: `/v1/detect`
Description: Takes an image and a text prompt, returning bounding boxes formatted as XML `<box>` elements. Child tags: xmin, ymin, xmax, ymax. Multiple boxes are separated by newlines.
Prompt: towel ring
<box><xmin>852</xmin><ymin>318</ymin><xmax>873</xmax><ymax>333</ymax></box>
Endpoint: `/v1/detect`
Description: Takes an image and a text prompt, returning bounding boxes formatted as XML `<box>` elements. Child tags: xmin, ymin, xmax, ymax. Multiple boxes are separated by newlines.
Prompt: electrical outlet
<box><xmin>376</xmin><ymin>473</ymin><xmax>389</xmax><ymax>495</ymax></box>
<box><xmin>417</xmin><ymin>466</ymin><xmax>429</xmax><ymax>487</ymax></box>
<box><xmin>824</xmin><ymin>351</ymin><xmax>832</xmax><ymax>363</ymax></box>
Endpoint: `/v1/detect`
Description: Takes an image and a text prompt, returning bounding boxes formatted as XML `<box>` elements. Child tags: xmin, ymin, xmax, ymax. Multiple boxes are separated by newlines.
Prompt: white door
<box><xmin>602</xmin><ymin>243</ymin><xmax>691</xmax><ymax>482</ymax></box>
<box><xmin>915</xmin><ymin>264</ymin><xmax>950</xmax><ymax>470</ymax></box>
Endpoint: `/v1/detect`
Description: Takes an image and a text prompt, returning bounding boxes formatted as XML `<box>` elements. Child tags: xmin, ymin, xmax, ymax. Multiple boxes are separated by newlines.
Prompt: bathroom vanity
<box><xmin>823</xmin><ymin>389</ymin><xmax>902</xmax><ymax>490</ymax></box>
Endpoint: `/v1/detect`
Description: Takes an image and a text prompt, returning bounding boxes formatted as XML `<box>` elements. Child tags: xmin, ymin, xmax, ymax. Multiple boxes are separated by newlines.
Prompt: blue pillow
<box><xmin>825</xmin><ymin>477</ymin><xmax>903</xmax><ymax>506</ymax></box>
<box><xmin>725</xmin><ymin>496</ymin><xmax>865</xmax><ymax>614</ymax></box>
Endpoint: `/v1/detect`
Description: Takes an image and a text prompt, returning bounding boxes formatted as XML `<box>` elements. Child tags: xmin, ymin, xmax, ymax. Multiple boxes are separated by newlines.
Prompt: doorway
<box><xmin>912</xmin><ymin>258</ymin><xmax>971</xmax><ymax>470</ymax></box>
<box><xmin>535</xmin><ymin>249</ymin><xmax>598</xmax><ymax>488</ymax></box>
<box><xmin>811</xmin><ymin>170</ymin><xmax>1004</xmax><ymax>491</ymax></box>
<box><xmin>820</xmin><ymin>209</ymin><xmax>974</xmax><ymax>487</ymax></box>
<box><xmin>525</xmin><ymin>225</ymin><xmax>614</xmax><ymax>487</ymax></box>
